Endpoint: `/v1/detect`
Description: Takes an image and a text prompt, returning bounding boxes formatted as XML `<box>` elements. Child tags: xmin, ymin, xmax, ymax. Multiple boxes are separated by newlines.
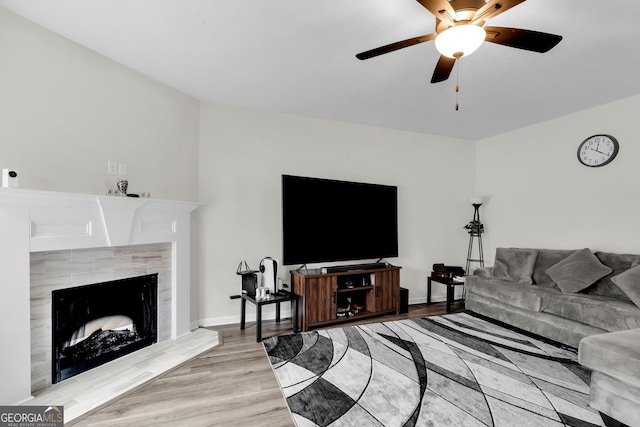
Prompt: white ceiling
<box><xmin>2</xmin><ymin>0</ymin><xmax>640</xmax><ymax>140</ymax></box>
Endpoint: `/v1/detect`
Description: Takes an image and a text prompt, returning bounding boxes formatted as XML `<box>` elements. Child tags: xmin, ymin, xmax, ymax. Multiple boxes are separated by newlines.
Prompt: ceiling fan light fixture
<box><xmin>435</xmin><ymin>24</ymin><xmax>487</xmax><ymax>59</ymax></box>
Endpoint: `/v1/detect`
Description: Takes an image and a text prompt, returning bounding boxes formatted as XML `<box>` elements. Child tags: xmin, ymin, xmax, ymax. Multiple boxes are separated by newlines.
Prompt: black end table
<box><xmin>427</xmin><ymin>277</ymin><xmax>465</xmax><ymax>313</ymax></box>
<box><xmin>240</xmin><ymin>291</ymin><xmax>298</xmax><ymax>342</ymax></box>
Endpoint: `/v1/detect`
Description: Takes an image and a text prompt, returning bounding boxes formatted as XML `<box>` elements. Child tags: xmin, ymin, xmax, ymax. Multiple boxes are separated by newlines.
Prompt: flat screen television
<box><xmin>282</xmin><ymin>174</ymin><xmax>398</xmax><ymax>266</ymax></box>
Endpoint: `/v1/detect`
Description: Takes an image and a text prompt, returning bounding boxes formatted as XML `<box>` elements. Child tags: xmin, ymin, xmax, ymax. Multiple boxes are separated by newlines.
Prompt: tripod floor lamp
<box><xmin>464</xmin><ymin>196</ymin><xmax>486</xmax><ymax>275</ymax></box>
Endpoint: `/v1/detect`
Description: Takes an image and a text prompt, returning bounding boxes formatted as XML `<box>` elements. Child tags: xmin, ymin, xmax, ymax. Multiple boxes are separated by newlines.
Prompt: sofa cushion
<box><xmin>611</xmin><ymin>265</ymin><xmax>640</xmax><ymax>309</ymax></box>
<box><xmin>465</xmin><ymin>276</ymin><xmax>556</xmax><ymax>312</ymax></box>
<box><xmin>585</xmin><ymin>252</ymin><xmax>640</xmax><ymax>301</ymax></box>
<box><xmin>579</xmin><ymin>328</ymin><xmax>640</xmax><ymax>389</ymax></box>
<box><xmin>530</xmin><ymin>249</ymin><xmax>579</xmax><ymax>288</ymax></box>
<box><xmin>492</xmin><ymin>248</ymin><xmax>538</xmax><ymax>285</ymax></box>
<box><xmin>545</xmin><ymin>248</ymin><xmax>612</xmax><ymax>293</ymax></box>
<box><xmin>540</xmin><ymin>293</ymin><xmax>640</xmax><ymax>331</ymax></box>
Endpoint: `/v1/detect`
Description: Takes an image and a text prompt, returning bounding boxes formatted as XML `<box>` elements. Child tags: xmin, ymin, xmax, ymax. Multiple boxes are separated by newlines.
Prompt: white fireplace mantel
<box><xmin>0</xmin><ymin>189</ymin><xmax>199</xmax><ymax>405</ymax></box>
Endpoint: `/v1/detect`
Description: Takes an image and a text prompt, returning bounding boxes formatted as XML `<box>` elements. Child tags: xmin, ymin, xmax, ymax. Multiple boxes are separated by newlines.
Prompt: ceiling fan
<box><xmin>356</xmin><ymin>0</ymin><xmax>562</xmax><ymax>83</ymax></box>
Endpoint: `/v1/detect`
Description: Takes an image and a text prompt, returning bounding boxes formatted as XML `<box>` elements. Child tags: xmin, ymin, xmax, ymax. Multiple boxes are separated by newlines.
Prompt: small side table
<box><xmin>427</xmin><ymin>277</ymin><xmax>465</xmax><ymax>313</ymax></box>
<box><xmin>240</xmin><ymin>291</ymin><xmax>298</xmax><ymax>342</ymax></box>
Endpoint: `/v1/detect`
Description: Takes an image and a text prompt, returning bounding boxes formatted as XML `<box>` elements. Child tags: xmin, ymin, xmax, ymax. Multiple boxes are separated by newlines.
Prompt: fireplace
<box><xmin>0</xmin><ymin>189</ymin><xmax>198</xmax><ymax>405</ymax></box>
<box><xmin>52</xmin><ymin>274</ymin><xmax>158</xmax><ymax>383</ymax></box>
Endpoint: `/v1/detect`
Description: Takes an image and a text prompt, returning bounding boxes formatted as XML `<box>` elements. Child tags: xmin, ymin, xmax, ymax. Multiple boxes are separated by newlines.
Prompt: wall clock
<box><xmin>577</xmin><ymin>134</ymin><xmax>619</xmax><ymax>167</ymax></box>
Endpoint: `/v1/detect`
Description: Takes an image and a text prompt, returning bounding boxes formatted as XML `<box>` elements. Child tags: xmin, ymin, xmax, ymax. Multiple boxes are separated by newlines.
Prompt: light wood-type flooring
<box><xmin>72</xmin><ymin>301</ymin><xmax>464</xmax><ymax>426</ymax></box>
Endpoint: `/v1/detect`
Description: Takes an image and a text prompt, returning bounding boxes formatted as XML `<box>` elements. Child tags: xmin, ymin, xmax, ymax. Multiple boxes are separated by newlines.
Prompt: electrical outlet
<box><xmin>118</xmin><ymin>162</ymin><xmax>127</xmax><ymax>176</ymax></box>
<box><xmin>107</xmin><ymin>160</ymin><xmax>117</xmax><ymax>175</ymax></box>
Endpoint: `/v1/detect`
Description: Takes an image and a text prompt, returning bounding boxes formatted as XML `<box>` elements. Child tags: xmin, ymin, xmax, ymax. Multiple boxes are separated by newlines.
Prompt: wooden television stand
<box><xmin>291</xmin><ymin>264</ymin><xmax>401</xmax><ymax>332</ymax></box>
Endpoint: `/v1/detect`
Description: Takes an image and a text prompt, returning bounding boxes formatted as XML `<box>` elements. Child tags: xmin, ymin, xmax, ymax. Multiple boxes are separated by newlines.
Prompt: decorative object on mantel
<box><xmin>107</xmin><ymin>185</ymin><xmax>149</xmax><ymax>198</ymax></box>
<box><xmin>116</xmin><ymin>179</ymin><xmax>128</xmax><ymax>196</ymax></box>
<box><xmin>464</xmin><ymin>195</ymin><xmax>485</xmax><ymax>275</ymax></box>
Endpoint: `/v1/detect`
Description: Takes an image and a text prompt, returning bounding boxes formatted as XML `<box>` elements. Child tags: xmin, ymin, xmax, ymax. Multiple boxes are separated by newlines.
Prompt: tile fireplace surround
<box><xmin>0</xmin><ymin>188</ymin><xmax>200</xmax><ymax>405</ymax></box>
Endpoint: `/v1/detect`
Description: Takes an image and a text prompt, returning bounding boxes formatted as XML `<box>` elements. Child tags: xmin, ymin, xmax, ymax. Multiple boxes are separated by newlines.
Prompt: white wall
<box><xmin>0</xmin><ymin>9</ymin><xmax>200</xmax><ymax>404</ymax></box>
<box><xmin>197</xmin><ymin>102</ymin><xmax>476</xmax><ymax>324</ymax></box>
<box><xmin>476</xmin><ymin>94</ymin><xmax>640</xmax><ymax>263</ymax></box>
<box><xmin>0</xmin><ymin>8</ymin><xmax>199</xmax><ymax>201</ymax></box>
<box><xmin>8</xmin><ymin>2</ymin><xmax>640</xmax><ymax>333</ymax></box>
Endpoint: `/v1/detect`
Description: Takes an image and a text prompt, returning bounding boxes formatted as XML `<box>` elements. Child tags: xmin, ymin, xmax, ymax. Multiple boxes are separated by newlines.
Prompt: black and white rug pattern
<box><xmin>264</xmin><ymin>313</ymin><xmax>604</xmax><ymax>426</ymax></box>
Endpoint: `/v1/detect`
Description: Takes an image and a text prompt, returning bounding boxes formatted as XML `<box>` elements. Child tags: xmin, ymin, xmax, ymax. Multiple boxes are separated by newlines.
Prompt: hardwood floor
<box><xmin>72</xmin><ymin>301</ymin><xmax>464</xmax><ymax>427</ymax></box>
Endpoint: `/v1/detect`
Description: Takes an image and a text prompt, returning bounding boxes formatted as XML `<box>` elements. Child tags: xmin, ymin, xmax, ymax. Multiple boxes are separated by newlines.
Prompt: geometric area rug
<box><xmin>263</xmin><ymin>313</ymin><xmax>605</xmax><ymax>427</ymax></box>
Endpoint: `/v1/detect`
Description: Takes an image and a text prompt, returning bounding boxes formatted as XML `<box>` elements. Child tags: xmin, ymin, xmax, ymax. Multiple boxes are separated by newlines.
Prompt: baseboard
<box><xmin>410</xmin><ymin>296</ymin><xmax>449</xmax><ymax>304</ymax></box>
<box><xmin>194</xmin><ymin>297</ymin><xmax>452</xmax><ymax>328</ymax></box>
<box><xmin>199</xmin><ymin>308</ymin><xmax>292</xmax><ymax>328</ymax></box>
<box><xmin>409</xmin><ymin>296</ymin><xmax>428</xmax><ymax>305</ymax></box>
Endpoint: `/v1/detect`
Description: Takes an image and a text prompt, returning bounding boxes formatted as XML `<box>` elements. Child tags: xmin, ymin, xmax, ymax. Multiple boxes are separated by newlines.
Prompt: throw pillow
<box><xmin>492</xmin><ymin>248</ymin><xmax>538</xmax><ymax>285</ymax></box>
<box><xmin>611</xmin><ymin>265</ymin><xmax>640</xmax><ymax>309</ymax></box>
<box><xmin>546</xmin><ymin>248</ymin><xmax>612</xmax><ymax>293</ymax></box>
<box><xmin>586</xmin><ymin>252</ymin><xmax>640</xmax><ymax>300</ymax></box>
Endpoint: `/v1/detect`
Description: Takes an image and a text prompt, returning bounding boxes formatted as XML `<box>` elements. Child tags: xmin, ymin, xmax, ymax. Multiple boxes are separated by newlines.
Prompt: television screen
<box><xmin>282</xmin><ymin>175</ymin><xmax>398</xmax><ymax>266</ymax></box>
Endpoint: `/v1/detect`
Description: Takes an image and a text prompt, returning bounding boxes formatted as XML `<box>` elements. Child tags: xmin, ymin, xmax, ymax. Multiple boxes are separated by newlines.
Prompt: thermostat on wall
<box><xmin>2</xmin><ymin>169</ymin><xmax>18</xmax><ymax>188</ymax></box>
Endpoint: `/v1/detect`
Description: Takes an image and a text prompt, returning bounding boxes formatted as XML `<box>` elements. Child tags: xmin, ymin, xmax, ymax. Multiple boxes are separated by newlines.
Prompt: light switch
<box><xmin>107</xmin><ymin>160</ymin><xmax>117</xmax><ymax>175</ymax></box>
<box><xmin>118</xmin><ymin>162</ymin><xmax>127</xmax><ymax>176</ymax></box>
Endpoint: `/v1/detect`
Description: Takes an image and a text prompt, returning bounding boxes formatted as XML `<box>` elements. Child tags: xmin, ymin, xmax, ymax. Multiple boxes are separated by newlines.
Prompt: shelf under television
<box><xmin>308</xmin><ymin>309</ymin><xmax>397</xmax><ymax>329</ymax></box>
<box><xmin>337</xmin><ymin>285</ymin><xmax>374</xmax><ymax>293</ymax></box>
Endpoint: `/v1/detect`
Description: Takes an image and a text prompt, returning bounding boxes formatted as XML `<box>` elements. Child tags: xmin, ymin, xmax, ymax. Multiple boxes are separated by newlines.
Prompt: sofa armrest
<box><xmin>473</xmin><ymin>267</ymin><xmax>493</xmax><ymax>278</ymax></box>
<box><xmin>579</xmin><ymin>329</ymin><xmax>640</xmax><ymax>427</ymax></box>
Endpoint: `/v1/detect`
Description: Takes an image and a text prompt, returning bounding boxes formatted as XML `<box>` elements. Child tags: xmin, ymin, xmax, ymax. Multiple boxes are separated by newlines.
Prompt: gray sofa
<box><xmin>579</xmin><ymin>329</ymin><xmax>640</xmax><ymax>427</ymax></box>
<box><xmin>465</xmin><ymin>247</ymin><xmax>640</xmax><ymax>427</ymax></box>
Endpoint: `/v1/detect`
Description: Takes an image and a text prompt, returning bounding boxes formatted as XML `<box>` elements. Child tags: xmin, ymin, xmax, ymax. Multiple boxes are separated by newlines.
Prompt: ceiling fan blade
<box><xmin>484</xmin><ymin>26</ymin><xmax>562</xmax><ymax>53</ymax></box>
<box><xmin>356</xmin><ymin>33</ymin><xmax>437</xmax><ymax>60</ymax></box>
<box><xmin>416</xmin><ymin>0</ymin><xmax>457</xmax><ymax>25</ymax></box>
<box><xmin>471</xmin><ymin>0</ymin><xmax>526</xmax><ymax>23</ymax></box>
<box><xmin>431</xmin><ymin>55</ymin><xmax>456</xmax><ymax>83</ymax></box>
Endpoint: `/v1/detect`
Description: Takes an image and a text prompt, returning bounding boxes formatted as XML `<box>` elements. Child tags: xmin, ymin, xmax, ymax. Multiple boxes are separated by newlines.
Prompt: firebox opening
<box><xmin>67</xmin><ymin>315</ymin><xmax>134</xmax><ymax>346</ymax></box>
<box><xmin>52</xmin><ymin>274</ymin><xmax>158</xmax><ymax>384</ymax></box>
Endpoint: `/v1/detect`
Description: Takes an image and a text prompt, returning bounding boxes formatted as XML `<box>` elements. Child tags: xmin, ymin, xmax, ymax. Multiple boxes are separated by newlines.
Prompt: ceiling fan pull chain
<box><xmin>455</xmin><ymin>58</ymin><xmax>460</xmax><ymax>111</ymax></box>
